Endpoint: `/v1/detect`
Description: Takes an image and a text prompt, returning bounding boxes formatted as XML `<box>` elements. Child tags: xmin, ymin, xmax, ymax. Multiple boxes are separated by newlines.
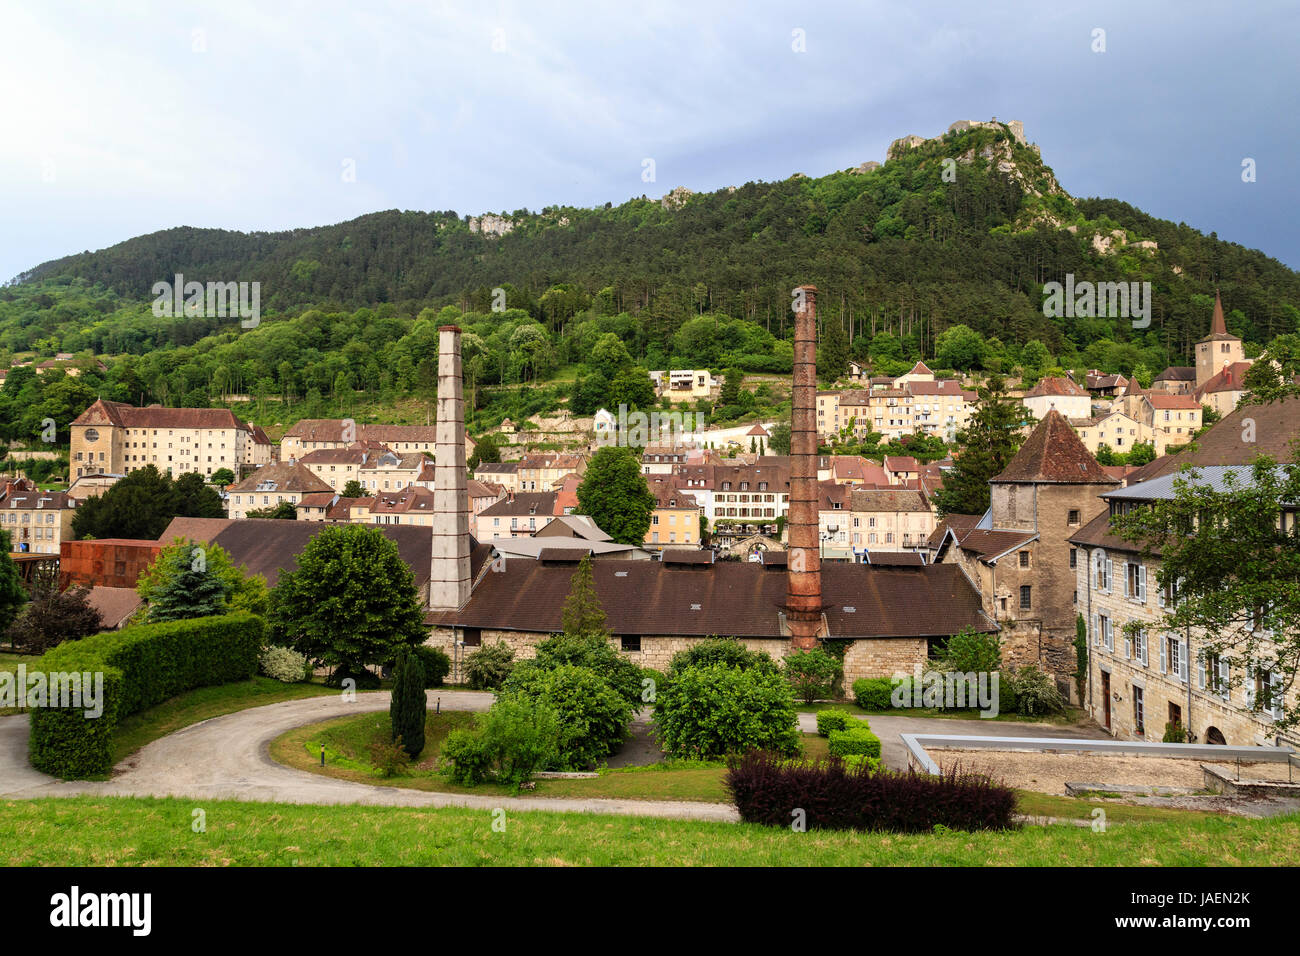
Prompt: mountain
<box><xmin>10</xmin><ymin>118</ymin><xmax>1298</xmax><ymax>361</ymax></box>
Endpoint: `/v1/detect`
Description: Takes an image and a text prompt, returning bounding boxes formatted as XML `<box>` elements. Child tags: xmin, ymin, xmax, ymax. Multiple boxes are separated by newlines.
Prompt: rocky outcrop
<box><xmin>661</xmin><ymin>186</ymin><xmax>694</xmax><ymax>211</ymax></box>
<box><xmin>468</xmin><ymin>214</ymin><xmax>514</xmax><ymax>238</ymax></box>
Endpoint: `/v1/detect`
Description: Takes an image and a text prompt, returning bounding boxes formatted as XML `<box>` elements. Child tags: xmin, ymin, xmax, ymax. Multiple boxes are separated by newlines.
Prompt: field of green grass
<box><xmin>0</xmin><ymin>796</ymin><xmax>1291</xmax><ymax>866</ymax></box>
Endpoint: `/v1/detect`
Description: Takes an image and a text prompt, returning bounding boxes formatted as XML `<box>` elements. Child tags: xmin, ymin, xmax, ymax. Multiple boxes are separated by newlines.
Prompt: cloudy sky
<box><xmin>2</xmin><ymin>0</ymin><xmax>1297</xmax><ymax>283</ymax></box>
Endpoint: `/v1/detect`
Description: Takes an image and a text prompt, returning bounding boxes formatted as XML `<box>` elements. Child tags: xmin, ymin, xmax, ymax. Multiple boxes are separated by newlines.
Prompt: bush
<box><xmin>667</xmin><ymin>637</ymin><xmax>776</xmax><ymax>676</ymax></box>
<box><xmin>652</xmin><ymin>663</ymin><xmax>801</xmax><ymax>759</ymax></box>
<box><xmin>508</xmin><ymin>633</ymin><xmax>644</xmax><ymax>706</ymax></box>
<box><xmin>828</xmin><ymin>725</ymin><xmax>882</xmax><ymax>759</ymax></box>
<box><xmin>28</xmin><ymin>613</ymin><xmax>263</xmax><ymax>778</ymax></box>
<box><xmin>414</xmin><ymin>646</ymin><xmax>451</xmax><ymax>688</ymax></box>
<box><xmin>816</xmin><ymin>708</ymin><xmax>856</xmax><ymax>737</ymax></box>
<box><xmin>1010</xmin><ymin>665</ymin><xmax>1065</xmax><ymax>716</ymax></box>
<box><xmin>726</xmin><ymin>751</ymin><xmax>1017</xmax><ymax>832</ymax></box>
<box><xmin>464</xmin><ymin>641</ymin><xmax>515</xmax><ymax>690</ymax></box>
<box><xmin>937</xmin><ymin>628</ymin><xmax>1002</xmax><ymax>674</ymax></box>
<box><xmin>503</xmin><ymin>664</ymin><xmax>631</xmax><ymax>770</ymax></box>
<box><xmin>441</xmin><ymin>728</ymin><xmax>494</xmax><ymax>785</ymax></box>
<box><xmin>325</xmin><ymin>666</ymin><xmax>381</xmax><ymax>690</ymax></box>
<box><xmin>997</xmin><ymin>672</ymin><xmax>1018</xmax><ymax>716</ymax></box>
<box><xmin>1162</xmin><ymin>722</ymin><xmax>1188</xmax><ymax>743</ymax></box>
<box><xmin>852</xmin><ymin>678</ymin><xmax>896</xmax><ymax>711</ymax></box>
<box><xmin>259</xmin><ymin>645</ymin><xmax>310</xmax><ymax>683</ymax></box>
<box><xmin>841</xmin><ymin>754</ymin><xmax>882</xmax><ymax>773</ymax></box>
<box><xmin>367</xmin><ymin>735</ymin><xmax>412</xmax><ymax>778</ymax></box>
<box><xmin>639</xmin><ymin>667</ymin><xmax>665</xmax><ymax>705</ymax></box>
<box><xmin>441</xmin><ymin>697</ymin><xmax>562</xmax><ymax>788</ymax></box>
<box><xmin>784</xmin><ymin>648</ymin><xmax>839</xmax><ymax>704</ymax></box>
<box><xmin>389</xmin><ymin>646</ymin><xmax>427</xmax><ymax>758</ymax></box>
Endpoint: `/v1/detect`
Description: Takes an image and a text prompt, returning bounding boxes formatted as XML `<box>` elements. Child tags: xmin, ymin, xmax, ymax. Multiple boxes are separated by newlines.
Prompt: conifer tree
<box><xmin>560</xmin><ymin>554</ymin><xmax>608</xmax><ymax>639</ymax></box>
<box><xmin>389</xmin><ymin>645</ymin><xmax>427</xmax><ymax>757</ymax></box>
<box><xmin>146</xmin><ymin>545</ymin><xmax>231</xmax><ymax>622</ymax></box>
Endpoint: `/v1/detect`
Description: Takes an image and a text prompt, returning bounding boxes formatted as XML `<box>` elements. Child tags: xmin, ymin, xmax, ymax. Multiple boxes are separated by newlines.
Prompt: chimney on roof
<box><xmin>429</xmin><ymin>326</ymin><xmax>472</xmax><ymax>612</ymax></box>
<box><xmin>786</xmin><ymin>285</ymin><xmax>824</xmax><ymax>650</ymax></box>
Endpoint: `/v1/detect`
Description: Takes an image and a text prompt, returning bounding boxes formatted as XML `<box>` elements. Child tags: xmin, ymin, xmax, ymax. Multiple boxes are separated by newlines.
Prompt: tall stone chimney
<box><xmin>429</xmin><ymin>326</ymin><xmax>471</xmax><ymax>611</ymax></box>
<box><xmin>786</xmin><ymin>285</ymin><xmax>824</xmax><ymax>650</ymax></box>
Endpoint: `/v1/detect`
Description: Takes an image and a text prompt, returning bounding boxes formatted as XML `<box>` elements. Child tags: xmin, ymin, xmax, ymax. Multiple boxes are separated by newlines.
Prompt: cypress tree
<box><xmin>389</xmin><ymin>646</ymin><xmax>427</xmax><ymax>757</ymax></box>
<box><xmin>560</xmin><ymin>554</ymin><xmax>608</xmax><ymax>639</ymax></box>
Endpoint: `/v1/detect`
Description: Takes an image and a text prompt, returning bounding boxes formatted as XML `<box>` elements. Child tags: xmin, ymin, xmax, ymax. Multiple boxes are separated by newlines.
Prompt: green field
<box><xmin>0</xmin><ymin>796</ymin><xmax>1291</xmax><ymax>866</ymax></box>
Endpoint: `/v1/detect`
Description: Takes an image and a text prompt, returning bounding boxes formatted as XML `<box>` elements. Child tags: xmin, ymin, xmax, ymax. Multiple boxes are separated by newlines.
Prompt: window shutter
<box><xmin>1245</xmin><ymin>667</ymin><xmax>1256</xmax><ymax>708</ymax></box>
<box><xmin>1157</xmin><ymin>580</ymin><xmax>1166</xmax><ymax>608</ymax></box>
<box><xmin>1198</xmin><ymin>655</ymin><xmax>1206</xmax><ymax>690</ymax></box>
<box><xmin>1159</xmin><ymin>637</ymin><xmax>1167</xmax><ymax>674</ymax></box>
<box><xmin>1219</xmin><ymin>660</ymin><xmax>1230</xmax><ymax>700</ymax></box>
<box><xmin>1138</xmin><ymin>565</ymin><xmax>1147</xmax><ymax>602</ymax></box>
<box><xmin>1092</xmin><ymin>614</ymin><xmax>1099</xmax><ymax>647</ymax></box>
<box><xmin>1179</xmin><ymin>641</ymin><xmax>1189</xmax><ymax>682</ymax></box>
<box><xmin>1124</xmin><ymin>635</ymin><xmax>1132</xmax><ymax>659</ymax></box>
<box><xmin>1106</xmin><ymin>558</ymin><xmax>1113</xmax><ymax>592</ymax></box>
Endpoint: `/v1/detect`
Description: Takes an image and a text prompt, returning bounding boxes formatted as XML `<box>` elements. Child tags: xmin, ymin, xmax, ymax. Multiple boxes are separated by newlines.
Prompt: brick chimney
<box><xmin>429</xmin><ymin>326</ymin><xmax>471</xmax><ymax>611</ymax></box>
<box><xmin>786</xmin><ymin>285</ymin><xmax>824</xmax><ymax>650</ymax></box>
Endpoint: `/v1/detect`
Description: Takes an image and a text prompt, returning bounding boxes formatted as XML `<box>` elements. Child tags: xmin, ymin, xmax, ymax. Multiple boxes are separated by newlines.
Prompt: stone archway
<box><xmin>1204</xmin><ymin>726</ymin><xmax>1227</xmax><ymax>746</ymax></box>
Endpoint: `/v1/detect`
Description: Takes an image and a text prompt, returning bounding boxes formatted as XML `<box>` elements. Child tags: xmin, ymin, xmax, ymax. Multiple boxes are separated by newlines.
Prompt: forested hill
<box><xmin>10</xmin><ymin>120</ymin><xmax>1300</xmax><ymax>359</ymax></box>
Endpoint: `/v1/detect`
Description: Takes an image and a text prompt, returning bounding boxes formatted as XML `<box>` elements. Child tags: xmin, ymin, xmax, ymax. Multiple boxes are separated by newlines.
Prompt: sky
<box><xmin>2</xmin><ymin>0</ymin><xmax>1298</xmax><ymax>285</ymax></box>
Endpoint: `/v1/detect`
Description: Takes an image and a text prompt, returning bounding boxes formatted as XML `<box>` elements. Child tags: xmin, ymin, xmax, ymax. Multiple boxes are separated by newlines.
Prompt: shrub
<box><xmin>28</xmin><ymin>613</ymin><xmax>263</xmax><ymax>778</ymax></box>
<box><xmin>639</xmin><ymin>667</ymin><xmax>665</xmax><ymax>705</ymax></box>
<box><xmin>464</xmin><ymin>641</ymin><xmax>514</xmax><ymax>690</ymax></box>
<box><xmin>841</xmin><ymin>754</ymin><xmax>882</xmax><ymax>773</ymax></box>
<box><xmin>503</xmin><ymin>664</ymin><xmax>631</xmax><ymax>770</ymax></box>
<box><xmin>726</xmin><ymin>751</ymin><xmax>1017</xmax><ymax>832</ymax></box>
<box><xmin>508</xmin><ymin>633</ymin><xmax>643</xmax><ymax>706</ymax></box>
<box><xmin>389</xmin><ymin>646</ymin><xmax>427</xmax><ymax>758</ymax></box>
<box><xmin>479</xmin><ymin>697</ymin><xmax>561</xmax><ymax>786</ymax></box>
<box><xmin>1162</xmin><ymin>722</ymin><xmax>1188</xmax><ymax>743</ymax></box>
<box><xmin>652</xmin><ymin>663</ymin><xmax>800</xmax><ymax>759</ymax></box>
<box><xmin>784</xmin><ymin>648</ymin><xmax>839</xmax><ymax>704</ymax></box>
<box><xmin>1010</xmin><ymin>665</ymin><xmax>1065</xmax><ymax>716</ymax></box>
<box><xmin>414</xmin><ymin>646</ymin><xmax>451</xmax><ymax>688</ymax></box>
<box><xmin>997</xmin><ymin>672</ymin><xmax>1018</xmax><ymax>716</ymax></box>
<box><xmin>259</xmin><ymin>645</ymin><xmax>310</xmax><ymax>683</ymax></box>
<box><xmin>667</xmin><ymin>637</ymin><xmax>776</xmax><ymax>676</ymax></box>
<box><xmin>937</xmin><ymin>628</ymin><xmax>1002</xmax><ymax>674</ymax></box>
<box><xmin>816</xmin><ymin>708</ymin><xmax>856</xmax><ymax>737</ymax></box>
<box><xmin>367</xmin><ymin>735</ymin><xmax>412</xmax><ymax>778</ymax></box>
<box><xmin>441</xmin><ymin>728</ymin><xmax>494</xmax><ymax>785</ymax></box>
<box><xmin>325</xmin><ymin>666</ymin><xmax>381</xmax><ymax>690</ymax></box>
<box><xmin>828</xmin><ymin>725</ymin><xmax>882</xmax><ymax>760</ymax></box>
<box><xmin>852</xmin><ymin>677</ymin><xmax>896</xmax><ymax>711</ymax></box>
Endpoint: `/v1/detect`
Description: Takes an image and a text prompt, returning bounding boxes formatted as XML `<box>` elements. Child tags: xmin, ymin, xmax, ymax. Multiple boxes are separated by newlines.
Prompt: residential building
<box><xmin>646</xmin><ymin>486</ymin><xmax>700</xmax><ymax>549</ymax></box>
<box><xmin>1021</xmin><ymin>376</ymin><xmax>1092</xmax><ymax>422</ymax></box>
<box><xmin>70</xmin><ymin>400</ymin><xmax>258</xmax><ymax>480</ymax></box>
<box><xmin>517</xmin><ymin>453</ymin><xmax>587</xmax><ymax>491</ymax></box>
<box><xmin>648</xmin><ymin>369</ymin><xmax>719</xmax><ymax>402</ymax></box>
<box><xmin>847</xmin><ymin>487</ymin><xmax>934</xmax><ymax>556</ymax></box>
<box><xmin>226</xmin><ymin>462</ymin><xmax>332</xmax><ymax>518</ymax></box>
<box><xmin>472</xmin><ymin>461</ymin><xmax>520</xmax><ymax>493</ymax></box>
<box><xmin>1069</xmin><ymin>411</ymin><xmax>1165</xmax><ymax>457</ymax></box>
<box><xmin>474</xmin><ymin>491</ymin><xmax>559</xmax><ymax>539</ymax></box>
<box><xmin>0</xmin><ymin>480</ymin><xmax>77</xmax><ymax>555</ymax></box>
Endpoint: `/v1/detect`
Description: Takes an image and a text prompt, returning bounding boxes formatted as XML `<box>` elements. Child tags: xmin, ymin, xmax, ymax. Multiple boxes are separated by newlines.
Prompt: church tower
<box><xmin>1196</xmin><ymin>291</ymin><xmax>1244</xmax><ymax>389</ymax></box>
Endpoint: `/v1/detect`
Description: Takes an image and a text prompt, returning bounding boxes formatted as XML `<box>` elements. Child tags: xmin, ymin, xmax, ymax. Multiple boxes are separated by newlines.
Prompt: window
<box><xmin>462</xmin><ymin>628</ymin><xmax>482</xmax><ymax>648</ymax></box>
<box><xmin>1018</xmin><ymin>550</ymin><xmax>1030</xmax><ymax>568</ymax></box>
<box><xmin>620</xmin><ymin>635</ymin><xmax>641</xmax><ymax>653</ymax></box>
<box><xmin>1019</xmin><ymin>585</ymin><xmax>1031</xmax><ymax>610</ymax></box>
<box><xmin>1069</xmin><ymin>548</ymin><xmax>1077</xmax><ymax>569</ymax></box>
<box><xmin>1134</xmin><ymin>629</ymin><xmax>1148</xmax><ymax>667</ymax></box>
<box><xmin>1068</xmin><ymin>509</ymin><xmax>1080</xmax><ymax>526</ymax></box>
<box><xmin>1126</xmin><ymin>562</ymin><xmax>1146</xmax><ymax>602</ymax></box>
<box><xmin>1133</xmin><ymin>686</ymin><xmax>1145</xmax><ymax>736</ymax></box>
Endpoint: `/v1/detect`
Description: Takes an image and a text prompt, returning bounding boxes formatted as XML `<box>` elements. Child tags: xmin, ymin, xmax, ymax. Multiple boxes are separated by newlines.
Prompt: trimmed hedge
<box><xmin>815</xmin><ymin>708</ymin><xmax>855</xmax><ymax>737</ymax></box>
<box><xmin>852</xmin><ymin>678</ymin><xmax>895</xmax><ymax>711</ymax></box>
<box><xmin>726</xmin><ymin>750</ymin><xmax>1017</xmax><ymax>833</ymax></box>
<box><xmin>28</xmin><ymin>613</ymin><xmax>263</xmax><ymax>779</ymax></box>
<box><xmin>828</xmin><ymin>725</ymin><xmax>882</xmax><ymax>759</ymax></box>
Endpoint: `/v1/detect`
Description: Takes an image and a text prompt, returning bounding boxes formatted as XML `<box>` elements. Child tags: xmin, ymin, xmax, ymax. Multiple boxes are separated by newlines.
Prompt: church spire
<box><xmin>1211</xmin><ymin>289</ymin><xmax>1227</xmax><ymax>336</ymax></box>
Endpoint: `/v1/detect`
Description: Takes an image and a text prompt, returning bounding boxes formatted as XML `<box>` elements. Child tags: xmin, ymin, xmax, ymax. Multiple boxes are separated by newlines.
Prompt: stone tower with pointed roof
<box><xmin>1195</xmin><ymin>291</ymin><xmax>1245</xmax><ymax>389</ymax></box>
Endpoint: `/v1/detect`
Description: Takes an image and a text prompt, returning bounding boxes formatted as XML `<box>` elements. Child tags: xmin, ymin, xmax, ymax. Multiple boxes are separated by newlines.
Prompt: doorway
<box><xmin>1101</xmin><ymin>671</ymin><xmax>1111</xmax><ymax>730</ymax></box>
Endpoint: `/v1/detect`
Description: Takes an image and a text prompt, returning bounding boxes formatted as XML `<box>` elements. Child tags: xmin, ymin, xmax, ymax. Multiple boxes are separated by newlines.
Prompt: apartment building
<box><xmin>226</xmin><ymin>462</ymin><xmax>332</xmax><ymax>519</ymax></box>
<box><xmin>648</xmin><ymin>369</ymin><xmax>719</xmax><ymax>402</ymax></box>
<box><xmin>281</xmin><ymin>419</ymin><xmax>473</xmax><ymax>461</ymax></box>
<box><xmin>646</xmin><ymin>486</ymin><xmax>700</xmax><ymax>549</ymax></box>
<box><xmin>70</xmin><ymin>400</ymin><xmax>259</xmax><ymax>480</ymax></box>
<box><xmin>816</xmin><ymin>380</ymin><xmax>975</xmax><ymax>443</ymax></box>
<box><xmin>516</xmin><ymin>453</ymin><xmax>587</xmax><ymax>491</ymax></box>
<box><xmin>0</xmin><ymin>479</ymin><xmax>77</xmax><ymax>555</ymax></box>
<box><xmin>1021</xmin><ymin>376</ymin><xmax>1092</xmax><ymax>422</ymax></box>
<box><xmin>1069</xmin><ymin>411</ymin><xmax>1166</xmax><ymax>457</ymax></box>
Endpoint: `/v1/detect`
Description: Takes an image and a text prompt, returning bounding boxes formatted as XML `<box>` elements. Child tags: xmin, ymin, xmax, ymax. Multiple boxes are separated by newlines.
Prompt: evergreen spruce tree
<box><xmin>389</xmin><ymin>645</ymin><xmax>427</xmax><ymax>758</ymax></box>
<box><xmin>146</xmin><ymin>545</ymin><xmax>231</xmax><ymax>621</ymax></box>
<box><xmin>560</xmin><ymin>554</ymin><xmax>608</xmax><ymax>639</ymax></box>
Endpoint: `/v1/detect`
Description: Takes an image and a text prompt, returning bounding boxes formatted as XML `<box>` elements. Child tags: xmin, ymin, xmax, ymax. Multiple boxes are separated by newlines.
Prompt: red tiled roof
<box><xmin>73</xmin><ymin>399</ymin><xmax>244</xmax><ymax>431</ymax></box>
<box><xmin>993</xmin><ymin>410</ymin><xmax>1118</xmax><ymax>485</ymax></box>
<box><xmin>1145</xmin><ymin>394</ymin><xmax>1201</xmax><ymax>410</ymax></box>
<box><xmin>1024</xmin><ymin>376</ymin><xmax>1089</xmax><ymax>398</ymax></box>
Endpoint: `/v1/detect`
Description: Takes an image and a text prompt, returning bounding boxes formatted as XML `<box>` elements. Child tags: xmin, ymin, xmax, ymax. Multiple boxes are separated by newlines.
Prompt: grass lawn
<box><xmin>0</xmin><ymin>796</ymin><xmax>1292</xmax><ymax>866</ymax></box>
<box><xmin>0</xmin><ymin>652</ymin><xmax>49</xmax><ymax>716</ymax></box>
<box><xmin>797</xmin><ymin>700</ymin><xmax>1088</xmax><ymax>726</ymax></box>
<box><xmin>109</xmin><ymin>677</ymin><xmax>337</xmax><ymax>765</ymax></box>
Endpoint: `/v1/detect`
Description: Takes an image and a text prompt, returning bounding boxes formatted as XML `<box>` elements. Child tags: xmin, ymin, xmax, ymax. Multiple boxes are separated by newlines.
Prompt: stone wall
<box><xmin>841</xmin><ymin>638</ymin><xmax>930</xmax><ymax>686</ymax></box>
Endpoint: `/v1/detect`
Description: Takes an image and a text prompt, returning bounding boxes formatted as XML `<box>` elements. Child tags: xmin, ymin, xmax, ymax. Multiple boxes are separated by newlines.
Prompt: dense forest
<box><xmin>2</xmin><ymin>121</ymin><xmax>1298</xmax><ymax>443</ymax></box>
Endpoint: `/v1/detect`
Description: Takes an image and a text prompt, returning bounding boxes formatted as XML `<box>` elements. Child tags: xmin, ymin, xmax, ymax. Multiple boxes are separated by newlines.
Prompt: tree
<box><xmin>1127</xmin><ymin>442</ymin><xmax>1157</xmax><ymax>467</ymax></box>
<box><xmin>1095</xmin><ymin>443</ymin><xmax>1117</xmax><ymax>466</ymax></box>
<box><xmin>720</xmin><ymin>368</ymin><xmax>744</xmax><ymax>406</ymax></box>
<box><xmin>4</xmin><ymin>583</ymin><xmax>102</xmax><ymax>653</ymax></box>
<box><xmin>137</xmin><ymin>538</ymin><xmax>268</xmax><ymax>618</ymax></box>
<box><xmin>819</xmin><ymin>320</ymin><xmax>849</xmax><ymax>382</ymax></box>
<box><xmin>575</xmin><ymin>446</ymin><xmax>655</xmax><ymax>545</ymax></box>
<box><xmin>560</xmin><ymin>554</ymin><xmax>607</xmax><ymax>638</ymax></box>
<box><xmin>1074</xmin><ymin>613</ymin><xmax>1088</xmax><ymax>705</ymax></box>
<box><xmin>209</xmin><ymin>468</ymin><xmax>236</xmax><ymax>486</ymax></box>
<box><xmin>589</xmin><ymin>333</ymin><xmax>634</xmax><ymax>380</ymax></box>
<box><xmin>72</xmin><ymin>465</ymin><xmax>223</xmax><ymax>540</ymax></box>
<box><xmin>247</xmin><ymin>500</ymin><xmax>297</xmax><ymax>519</ymax></box>
<box><xmin>467</xmin><ymin>434</ymin><xmax>500</xmax><ymax>470</ymax></box>
<box><xmin>338</xmin><ymin>479</ymin><xmax>365</xmax><ymax>499</ymax></box>
<box><xmin>267</xmin><ymin>525</ymin><xmax>427</xmax><ymax>673</ymax></box>
<box><xmin>140</xmin><ymin>542</ymin><xmax>232</xmax><ymax>622</ymax></box>
<box><xmin>608</xmin><ymin>366</ymin><xmax>656</xmax><ymax>411</ymax></box>
<box><xmin>389</xmin><ymin>645</ymin><xmax>427</xmax><ymax>758</ymax></box>
<box><xmin>1112</xmin><ymin>456</ymin><xmax>1300</xmax><ymax>731</ymax></box>
<box><xmin>768</xmin><ymin>421</ymin><xmax>792</xmax><ymax>456</ymax></box>
<box><xmin>932</xmin><ymin>375</ymin><xmax>1026</xmax><ymax>517</ymax></box>
<box><xmin>934</xmin><ymin>324</ymin><xmax>987</xmax><ymax>370</ymax></box>
<box><xmin>0</xmin><ymin>531</ymin><xmax>24</xmax><ymax>634</ymax></box>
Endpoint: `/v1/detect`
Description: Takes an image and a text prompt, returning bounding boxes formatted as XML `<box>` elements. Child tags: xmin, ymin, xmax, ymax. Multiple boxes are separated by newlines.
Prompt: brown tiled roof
<box><xmin>864</xmin><ymin>551</ymin><xmax>925</xmax><ymax>566</ymax></box>
<box><xmin>1131</xmin><ymin>395</ymin><xmax>1300</xmax><ymax>481</ymax></box>
<box><xmin>296</xmin><ymin>493</ymin><xmax>337</xmax><ymax>509</ymax></box>
<box><xmin>479</xmin><ymin>492</ymin><xmax>557</xmax><ymax>517</ymax></box>
<box><xmin>993</xmin><ymin>410</ymin><xmax>1118</xmax><ymax>485</ymax></box>
<box><xmin>85</xmin><ymin>586</ymin><xmax>143</xmax><ymax>629</ymax></box>
<box><xmin>467</xmin><ymin>480</ymin><xmax>504</xmax><ymax>499</ymax></box>
<box><xmin>283</xmin><ymin>420</ymin><xmax>439</xmax><ymax>444</ymax></box>
<box><xmin>1068</xmin><ymin>508</ymin><xmax>1145</xmax><ymax>556</ymax></box>
<box><xmin>1195</xmin><ymin>361</ymin><xmax>1252</xmax><ymax>397</ymax></box>
<box><xmin>249</xmin><ymin>424</ymin><xmax>273</xmax><ymax>445</ymax></box>
<box><xmin>1145</xmin><ymin>394</ymin><xmax>1200</xmax><ymax>410</ymax></box>
<box><xmin>884</xmin><ymin>456</ymin><xmax>919</xmax><ymax>472</ymax></box>
<box><xmin>1</xmin><ymin>490</ymin><xmax>76</xmax><ymax>509</ymax></box>
<box><xmin>1025</xmin><ymin>376</ymin><xmax>1089</xmax><ymax>398</ymax></box>
<box><xmin>440</xmin><ymin>561</ymin><xmax>994</xmax><ymax>639</ymax></box>
<box><xmin>850</xmin><ymin>488</ymin><xmax>930</xmax><ymax>513</ymax></box>
<box><xmin>73</xmin><ymin>399</ymin><xmax>244</xmax><ymax>430</ymax></box>
<box><xmin>652</xmin><ymin>486</ymin><xmax>698</xmax><ymax>509</ymax></box>
<box><xmin>953</xmin><ymin>529</ymin><xmax>1039</xmax><ymax>561</ymax></box>
<box><xmin>474</xmin><ymin>462</ymin><xmax>519</xmax><ymax>475</ymax></box>
<box><xmin>1154</xmin><ymin>366</ymin><xmax>1196</xmax><ymax>383</ymax></box>
<box><xmin>927</xmin><ymin>513</ymin><xmax>980</xmax><ymax>549</ymax></box>
<box><xmin>228</xmin><ymin>462</ymin><xmax>332</xmax><ymax>494</ymax></box>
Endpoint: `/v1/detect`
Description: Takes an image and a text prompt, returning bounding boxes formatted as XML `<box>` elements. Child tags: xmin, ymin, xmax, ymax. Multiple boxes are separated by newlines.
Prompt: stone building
<box><xmin>0</xmin><ymin>479</ymin><xmax>77</xmax><ymax>555</ymax></box>
<box><xmin>70</xmin><ymin>400</ymin><xmax>260</xmax><ymax>481</ymax></box>
<box><xmin>226</xmin><ymin>461</ymin><xmax>331</xmax><ymax>518</ymax></box>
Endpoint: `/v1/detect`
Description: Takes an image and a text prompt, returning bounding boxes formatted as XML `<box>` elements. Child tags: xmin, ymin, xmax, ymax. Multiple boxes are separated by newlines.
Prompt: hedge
<box><xmin>815</xmin><ymin>708</ymin><xmax>856</xmax><ymax>737</ymax></box>
<box><xmin>28</xmin><ymin>612</ymin><xmax>263</xmax><ymax>779</ymax></box>
<box><xmin>828</xmin><ymin>725</ymin><xmax>882</xmax><ymax>759</ymax></box>
<box><xmin>726</xmin><ymin>750</ymin><xmax>1017</xmax><ymax>832</ymax></box>
<box><xmin>852</xmin><ymin>678</ymin><xmax>896</xmax><ymax>711</ymax></box>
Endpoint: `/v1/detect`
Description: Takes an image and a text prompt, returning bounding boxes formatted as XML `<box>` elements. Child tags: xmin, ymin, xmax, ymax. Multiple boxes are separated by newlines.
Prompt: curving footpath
<box><xmin>0</xmin><ymin>690</ymin><xmax>742</xmax><ymax>823</ymax></box>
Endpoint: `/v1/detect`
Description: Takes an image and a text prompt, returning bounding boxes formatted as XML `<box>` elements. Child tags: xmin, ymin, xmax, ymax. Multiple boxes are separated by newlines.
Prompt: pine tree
<box><xmin>389</xmin><ymin>645</ymin><xmax>427</xmax><ymax>757</ymax></box>
<box><xmin>146</xmin><ymin>545</ymin><xmax>231</xmax><ymax>621</ymax></box>
<box><xmin>560</xmin><ymin>554</ymin><xmax>608</xmax><ymax>639</ymax></box>
<box><xmin>819</xmin><ymin>319</ymin><xmax>849</xmax><ymax>381</ymax></box>
<box><xmin>933</xmin><ymin>374</ymin><xmax>1025</xmax><ymax>517</ymax></box>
